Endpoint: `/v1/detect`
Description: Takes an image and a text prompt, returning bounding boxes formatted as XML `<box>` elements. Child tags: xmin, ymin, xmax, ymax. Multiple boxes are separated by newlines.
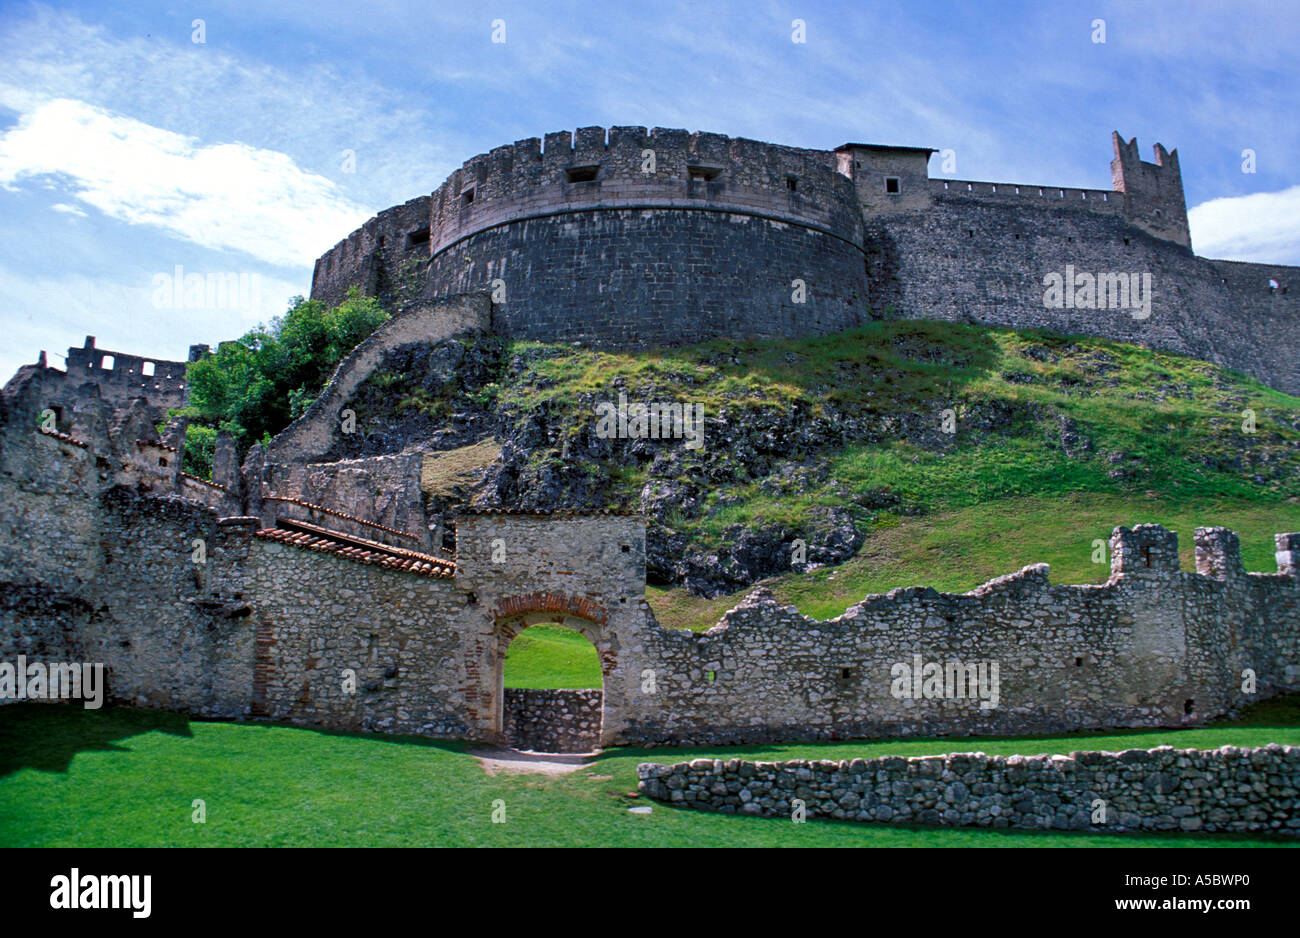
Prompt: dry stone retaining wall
<box><xmin>636</xmin><ymin>744</ymin><xmax>1300</xmax><ymax>835</ymax></box>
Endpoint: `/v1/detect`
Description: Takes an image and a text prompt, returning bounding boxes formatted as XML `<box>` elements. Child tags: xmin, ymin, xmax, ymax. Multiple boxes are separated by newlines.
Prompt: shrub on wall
<box><xmin>174</xmin><ymin>287</ymin><xmax>389</xmax><ymax>473</ymax></box>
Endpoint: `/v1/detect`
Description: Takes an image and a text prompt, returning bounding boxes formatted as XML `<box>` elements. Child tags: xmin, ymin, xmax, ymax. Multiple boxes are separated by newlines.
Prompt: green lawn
<box><xmin>2</xmin><ymin>696</ymin><xmax>1297</xmax><ymax>847</ymax></box>
<box><xmin>503</xmin><ymin>624</ymin><xmax>600</xmax><ymax>690</ymax></box>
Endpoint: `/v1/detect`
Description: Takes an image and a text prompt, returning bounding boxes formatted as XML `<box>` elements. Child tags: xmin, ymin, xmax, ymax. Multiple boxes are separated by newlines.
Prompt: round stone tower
<box><xmin>311</xmin><ymin>126</ymin><xmax>869</xmax><ymax>348</ymax></box>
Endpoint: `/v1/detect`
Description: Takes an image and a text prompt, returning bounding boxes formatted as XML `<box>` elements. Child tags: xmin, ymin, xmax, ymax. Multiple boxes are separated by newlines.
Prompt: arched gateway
<box><xmin>492</xmin><ymin>593</ymin><xmax>611</xmax><ymax>752</ymax></box>
<box><xmin>454</xmin><ymin>512</ymin><xmax>649</xmax><ymax>751</ymax></box>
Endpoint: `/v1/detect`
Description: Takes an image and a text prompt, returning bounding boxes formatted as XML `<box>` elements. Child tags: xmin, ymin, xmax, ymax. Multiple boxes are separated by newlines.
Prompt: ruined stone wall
<box><xmin>867</xmin><ymin>198</ymin><xmax>1300</xmax><ymax>394</ymax></box>
<box><xmin>2</xmin><ymin>361</ymin><xmax>1297</xmax><ymax>750</ymax></box>
<box><xmin>616</xmin><ymin>525</ymin><xmax>1300</xmax><ymax>747</ymax></box>
<box><xmin>246</xmin><ymin>537</ymin><xmax>470</xmax><ymax>736</ymax></box>
<box><xmin>61</xmin><ymin>337</ymin><xmax>190</xmax><ymax>420</ymax></box>
<box><xmin>260</xmin><ymin>452</ymin><xmax>429</xmax><ymax>548</ymax></box>
<box><xmin>503</xmin><ymin>689</ymin><xmax>602</xmax><ymax>752</ymax></box>
<box><xmin>82</xmin><ymin>491</ymin><xmax>256</xmax><ymax>717</ymax></box>
<box><xmin>637</xmin><ymin>744</ymin><xmax>1300</xmax><ymax>835</ymax></box>
<box><xmin>261</xmin><ymin>293</ymin><xmax>491</xmax><ymax>464</ymax></box>
<box><xmin>0</xmin><ymin>476</ymin><xmax>256</xmax><ymax>717</ymax></box>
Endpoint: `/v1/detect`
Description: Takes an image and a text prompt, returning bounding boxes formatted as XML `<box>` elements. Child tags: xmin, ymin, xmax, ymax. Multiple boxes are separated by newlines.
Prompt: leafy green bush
<box><xmin>181</xmin><ymin>424</ymin><xmax>217</xmax><ymax>478</ymax></box>
<box><xmin>175</xmin><ymin>287</ymin><xmax>388</xmax><ymax>473</ymax></box>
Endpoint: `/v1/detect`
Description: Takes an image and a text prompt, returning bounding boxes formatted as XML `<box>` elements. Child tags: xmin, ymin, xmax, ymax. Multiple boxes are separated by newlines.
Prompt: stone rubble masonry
<box><xmin>60</xmin><ymin>336</ymin><xmax>190</xmax><ymax>423</ymax></box>
<box><xmin>636</xmin><ymin>744</ymin><xmax>1300</xmax><ymax>835</ymax></box>
<box><xmin>503</xmin><ymin>689</ymin><xmax>602</xmax><ymax>753</ymax></box>
<box><xmin>1</xmin><ymin>366</ymin><xmax>1298</xmax><ymax>752</ymax></box>
<box><xmin>262</xmin><ymin>292</ymin><xmax>492</xmax><ymax>464</ymax></box>
<box><xmin>308</xmin><ymin>126</ymin><xmax>1300</xmax><ymax>394</ymax></box>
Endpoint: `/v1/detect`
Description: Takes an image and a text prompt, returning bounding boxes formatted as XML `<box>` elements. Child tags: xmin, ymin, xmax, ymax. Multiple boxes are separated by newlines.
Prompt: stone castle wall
<box><xmin>503</xmin><ymin>689</ymin><xmax>602</xmax><ymax>753</ymax></box>
<box><xmin>2</xmin><ymin>369</ymin><xmax>1298</xmax><ymax>752</ymax></box>
<box><xmin>865</xmin><ymin>196</ymin><xmax>1300</xmax><ymax>395</ymax></box>
<box><xmin>616</xmin><ymin>526</ymin><xmax>1300</xmax><ymax>748</ymax></box>
<box><xmin>308</xmin><ymin>127</ymin><xmax>1300</xmax><ymax>394</ymax></box>
<box><xmin>637</xmin><ymin>745</ymin><xmax>1300</xmax><ymax>835</ymax></box>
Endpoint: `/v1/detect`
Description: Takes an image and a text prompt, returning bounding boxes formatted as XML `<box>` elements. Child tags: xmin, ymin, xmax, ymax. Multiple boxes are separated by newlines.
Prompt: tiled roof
<box><xmin>255</xmin><ymin>518</ymin><xmax>455</xmax><ymax>578</ymax></box>
<box><xmin>181</xmin><ymin>472</ymin><xmax>231</xmax><ymax>492</ymax></box>
<box><xmin>37</xmin><ymin>428</ymin><xmax>88</xmax><ymax>448</ymax></box>
<box><xmin>261</xmin><ymin>494</ymin><xmax>422</xmax><ymax>542</ymax></box>
<box><xmin>458</xmin><ymin>507</ymin><xmax>643</xmax><ymax>518</ymax></box>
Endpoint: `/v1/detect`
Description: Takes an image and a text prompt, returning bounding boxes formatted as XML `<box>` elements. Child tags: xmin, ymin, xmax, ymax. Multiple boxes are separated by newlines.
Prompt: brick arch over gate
<box><xmin>491</xmin><ymin>591</ymin><xmax>609</xmax><ymax>627</ymax></box>
<box><xmin>490</xmin><ymin>593</ymin><xmax>617</xmax><ymax>750</ymax></box>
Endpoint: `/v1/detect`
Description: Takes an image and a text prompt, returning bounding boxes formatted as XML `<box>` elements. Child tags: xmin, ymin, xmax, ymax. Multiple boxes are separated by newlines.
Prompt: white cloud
<box><xmin>0</xmin><ymin>98</ymin><xmax>371</xmax><ymax>267</ymax></box>
<box><xmin>1189</xmin><ymin>186</ymin><xmax>1300</xmax><ymax>265</ymax></box>
<box><xmin>0</xmin><ymin>263</ymin><xmax>307</xmax><ymax>383</ymax></box>
<box><xmin>50</xmin><ymin>202</ymin><xmax>86</xmax><ymax>216</ymax></box>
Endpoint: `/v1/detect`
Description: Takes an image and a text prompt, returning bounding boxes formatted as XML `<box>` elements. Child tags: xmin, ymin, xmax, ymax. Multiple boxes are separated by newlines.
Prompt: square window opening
<box><xmin>885</xmin><ymin>176</ymin><xmax>900</xmax><ymax>194</ymax></box>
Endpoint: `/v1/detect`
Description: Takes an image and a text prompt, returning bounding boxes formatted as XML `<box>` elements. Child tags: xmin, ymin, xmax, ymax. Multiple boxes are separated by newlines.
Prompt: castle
<box><xmin>311</xmin><ymin>127</ymin><xmax>1300</xmax><ymax>394</ymax></box>
<box><xmin>1</xmin><ymin>127</ymin><xmax>1298</xmax><ymax>758</ymax></box>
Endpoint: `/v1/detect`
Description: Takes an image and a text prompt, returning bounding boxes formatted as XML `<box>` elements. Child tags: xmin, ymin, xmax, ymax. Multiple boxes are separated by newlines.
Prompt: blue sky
<box><xmin>1</xmin><ymin>0</ymin><xmax>1297</xmax><ymax>379</ymax></box>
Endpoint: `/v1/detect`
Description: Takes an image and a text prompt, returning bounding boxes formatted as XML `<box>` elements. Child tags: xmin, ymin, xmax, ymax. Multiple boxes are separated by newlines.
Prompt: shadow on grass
<box><xmin>0</xmin><ymin>702</ymin><xmax>194</xmax><ymax>776</ymax></box>
<box><xmin>0</xmin><ymin>704</ymin><xmax>482</xmax><ymax>778</ymax></box>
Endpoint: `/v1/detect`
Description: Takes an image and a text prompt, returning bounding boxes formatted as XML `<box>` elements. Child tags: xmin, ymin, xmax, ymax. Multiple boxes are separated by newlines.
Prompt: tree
<box><xmin>176</xmin><ymin>287</ymin><xmax>388</xmax><ymax>475</ymax></box>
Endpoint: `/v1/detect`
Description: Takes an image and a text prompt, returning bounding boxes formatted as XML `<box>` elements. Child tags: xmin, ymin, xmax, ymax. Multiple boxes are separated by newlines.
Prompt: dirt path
<box><xmin>470</xmin><ymin>746</ymin><xmax>600</xmax><ymax>777</ymax></box>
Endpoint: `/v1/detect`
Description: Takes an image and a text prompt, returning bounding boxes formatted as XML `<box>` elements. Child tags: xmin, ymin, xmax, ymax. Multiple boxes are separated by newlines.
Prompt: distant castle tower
<box><xmin>1110</xmin><ymin>132</ymin><xmax>1190</xmax><ymax>247</ymax></box>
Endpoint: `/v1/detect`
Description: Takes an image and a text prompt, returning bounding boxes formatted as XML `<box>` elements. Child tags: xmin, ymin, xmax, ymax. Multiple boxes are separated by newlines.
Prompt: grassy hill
<box><xmin>482</xmin><ymin>322</ymin><xmax>1300</xmax><ymax>688</ymax></box>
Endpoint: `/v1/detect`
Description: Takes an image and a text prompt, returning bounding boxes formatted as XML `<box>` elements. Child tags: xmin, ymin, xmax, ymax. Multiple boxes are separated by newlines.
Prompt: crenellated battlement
<box><xmin>426</xmin><ymin>126</ymin><xmax>862</xmax><ymax>258</ymax></box>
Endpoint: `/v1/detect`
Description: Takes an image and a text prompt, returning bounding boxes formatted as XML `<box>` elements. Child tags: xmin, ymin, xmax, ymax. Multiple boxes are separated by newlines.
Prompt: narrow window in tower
<box><xmin>689</xmin><ymin>165</ymin><xmax>722</xmax><ymax>182</ymax></box>
<box><xmin>885</xmin><ymin>176</ymin><xmax>900</xmax><ymax>194</ymax></box>
<box><xmin>786</xmin><ymin>175</ymin><xmax>798</xmax><ymax>192</ymax></box>
<box><xmin>406</xmin><ymin>227</ymin><xmax>430</xmax><ymax>248</ymax></box>
<box><xmin>461</xmin><ymin>187</ymin><xmax>475</xmax><ymax>205</ymax></box>
<box><xmin>566</xmin><ymin>165</ymin><xmax>599</xmax><ymax>183</ymax></box>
